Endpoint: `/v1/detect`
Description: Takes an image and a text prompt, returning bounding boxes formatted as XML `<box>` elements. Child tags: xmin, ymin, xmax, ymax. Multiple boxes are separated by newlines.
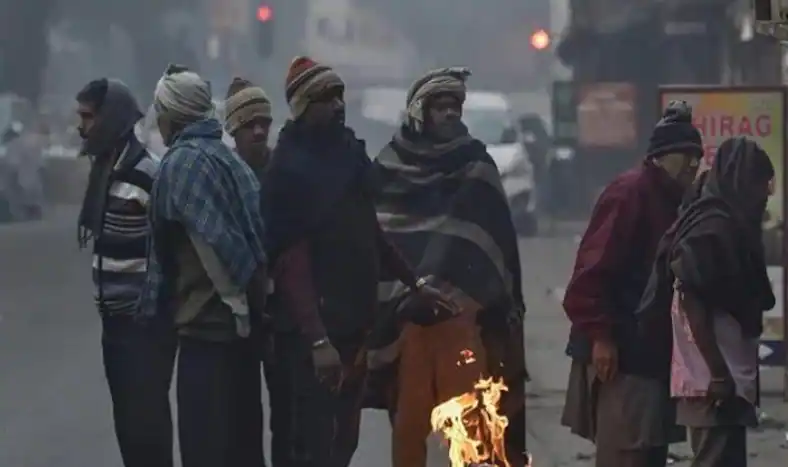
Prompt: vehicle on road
<box><xmin>464</xmin><ymin>91</ymin><xmax>538</xmax><ymax>236</ymax></box>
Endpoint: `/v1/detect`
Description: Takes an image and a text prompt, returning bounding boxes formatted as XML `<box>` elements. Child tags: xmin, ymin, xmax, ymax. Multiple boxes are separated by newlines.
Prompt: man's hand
<box><xmin>312</xmin><ymin>339</ymin><xmax>344</xmax><ymax>392</ymax></box>
<box><xmin>592</xmin><ymin>338</ymin><xmax>618</xmax><ymax>382</ymax></box>
<box><xmin>411</xmin><ymin>282</ymin><xmax>460</xmax><ymax>316</ymax></box>
<box><xmin>707</xmin><ymin>376</ymin><xmax>736</xmax><ymax>405</ymax></box>
<box><xmin>234</xmin><ymin>314</ymin><xmax>251</xmax><ymax>338</ymax></box>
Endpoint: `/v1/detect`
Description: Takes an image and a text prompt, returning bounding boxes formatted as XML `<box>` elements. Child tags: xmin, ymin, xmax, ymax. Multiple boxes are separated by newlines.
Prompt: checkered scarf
<box><xmin>138</xmin><ymin>118</ymin><xmax>266</xmax><ymax>318</ymax></box>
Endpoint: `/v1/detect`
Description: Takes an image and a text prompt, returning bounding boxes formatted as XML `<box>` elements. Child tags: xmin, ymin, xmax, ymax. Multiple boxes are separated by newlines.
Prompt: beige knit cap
<box><xmin>224</xmin><ymin>77</ymin><xmax>272</xmax><ymax>135</ymax></box>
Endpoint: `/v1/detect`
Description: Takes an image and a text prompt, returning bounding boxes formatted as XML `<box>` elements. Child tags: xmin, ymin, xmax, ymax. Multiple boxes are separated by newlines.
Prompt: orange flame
<box><xmin>432</xmin><ymin>349</ymin><xmax>534</xmax><ymax>466</ymax></box>
<box><xmin>431</xmin><ymin>347</ymin><xmax>512</xmax><ymax>467</ymax></box>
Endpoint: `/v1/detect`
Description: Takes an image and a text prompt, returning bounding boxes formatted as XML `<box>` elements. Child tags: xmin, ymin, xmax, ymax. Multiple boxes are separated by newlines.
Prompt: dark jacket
<box><xmin>264</xmin><ymin>122</ymin><xmax>392</xmax><ymax>340</ymax></box>
<box><xmin>563</xmin><ymin>161</ymin><xmax>684</xmax><ymax>374</ymax></box>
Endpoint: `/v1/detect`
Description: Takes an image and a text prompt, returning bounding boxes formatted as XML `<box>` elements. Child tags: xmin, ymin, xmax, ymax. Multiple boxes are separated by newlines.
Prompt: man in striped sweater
<box><xmin>76</xmin><ymin>78</ymin><xmax>177</xmax><ymax>467</ymax></box>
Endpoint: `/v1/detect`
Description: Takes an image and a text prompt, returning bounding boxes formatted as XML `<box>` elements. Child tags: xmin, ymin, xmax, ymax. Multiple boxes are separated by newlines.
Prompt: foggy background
<box><xmin>0</xmin><ymin>0</ymin><xmax>554</xmax><ymax>116</ymax></box>
<box><xmin>2</xmin><ymin>1</ymin><xmax>788</xmax><ymax>466</ymax></box>
<box><xmin>0</xmin><ymin>0</ymin><xmax>783</xmax><ymax>204</ymax></box>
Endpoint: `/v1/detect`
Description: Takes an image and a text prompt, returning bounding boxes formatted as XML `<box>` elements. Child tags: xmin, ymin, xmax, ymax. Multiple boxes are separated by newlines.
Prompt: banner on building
<box><xmin>577</xmin><ymin>83</ymin><xmax>637</xmax><ymax>148</ymax></box>
<box><xmin>659</xmin><ymin>86</ymin><xmax>787</xmax><ymax>368</ymax></box>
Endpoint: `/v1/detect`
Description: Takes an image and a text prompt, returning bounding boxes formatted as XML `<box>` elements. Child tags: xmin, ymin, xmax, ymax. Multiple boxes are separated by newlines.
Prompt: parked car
<box><xmin>464</xmin><ymin>92</ymin><xmax>538</xmax><ymax>236</ymax></box>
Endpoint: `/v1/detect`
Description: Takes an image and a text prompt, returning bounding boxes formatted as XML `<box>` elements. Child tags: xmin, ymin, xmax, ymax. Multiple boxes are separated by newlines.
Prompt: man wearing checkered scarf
<box><xmin>145</xmin><ymin>64</ymin><xmax>270</xmax><ymax>467</ymax></box>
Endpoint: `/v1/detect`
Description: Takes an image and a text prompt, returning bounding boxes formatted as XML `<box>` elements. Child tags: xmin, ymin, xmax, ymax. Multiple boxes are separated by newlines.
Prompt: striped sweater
<box><xmin>93</xmin><ymin>137</ymin><xmax>160</xmax><ymax>315</ymax></box>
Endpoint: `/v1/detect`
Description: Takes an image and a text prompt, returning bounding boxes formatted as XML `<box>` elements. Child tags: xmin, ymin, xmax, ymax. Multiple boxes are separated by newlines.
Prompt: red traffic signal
<box><xmin>530</xmin><ymin>29</ymin><xmax>550</xmax><ymax>50</ymax></box>
<box><xmin>257</xmin><ymin>5</ymin><xmax>273</xmax><ymax>22</ymax></box>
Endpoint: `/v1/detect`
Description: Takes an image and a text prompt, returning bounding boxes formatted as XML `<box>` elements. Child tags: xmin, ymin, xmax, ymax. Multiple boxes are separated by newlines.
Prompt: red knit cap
<box><xmin>285</xmin><ymin>56</ymin><xmax>320</xmax><ymax>96</ymax></box>
<box><xmin>284</xmin><ymin>56</ymin><xmax>343</xmax><ymax>117</ymax></box>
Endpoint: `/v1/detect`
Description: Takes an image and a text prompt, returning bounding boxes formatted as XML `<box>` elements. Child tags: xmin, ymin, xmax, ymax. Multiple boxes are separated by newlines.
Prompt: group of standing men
<box><xmin>562</xmin><ymin>102</ymin><xmax>776</xmax><ymax>467</ymax></box>
<box><xmin>76</xmin><ymin>57</ymin><xmax>527</xmax><ymax>467</ymax></box>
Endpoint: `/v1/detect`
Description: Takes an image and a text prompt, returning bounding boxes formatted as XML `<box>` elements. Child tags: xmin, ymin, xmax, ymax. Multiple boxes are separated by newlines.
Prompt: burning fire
<box><xmin>431</xmin><ymin>349</ymin><xmax>533</xmax><ymax>467</ymax></box>
<box><xmin>431</xmin><ymin>377</ymin><xmax>511</xmax><ymax>467</ymax></box>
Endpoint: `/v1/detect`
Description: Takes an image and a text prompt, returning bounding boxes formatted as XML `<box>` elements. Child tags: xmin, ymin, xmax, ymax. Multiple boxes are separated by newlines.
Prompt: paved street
<box><xmin>0</xmin><ymin>209</ymin><xmax>786</xmax><ymax>466</ymax></box>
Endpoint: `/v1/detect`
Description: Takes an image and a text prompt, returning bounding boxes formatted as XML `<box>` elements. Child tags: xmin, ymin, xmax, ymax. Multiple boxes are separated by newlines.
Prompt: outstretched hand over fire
<box><xmin>409</xmin><ymin>281</ymin><xmax>460</xmax><ymax>316</ymax></box>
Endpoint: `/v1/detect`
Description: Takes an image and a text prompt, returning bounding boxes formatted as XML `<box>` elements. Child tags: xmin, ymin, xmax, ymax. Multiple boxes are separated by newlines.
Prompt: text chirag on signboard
<box><xmin>658</xmin><ymin>86</ymin><xmax>787</xmax><ymax>370</ymax></box>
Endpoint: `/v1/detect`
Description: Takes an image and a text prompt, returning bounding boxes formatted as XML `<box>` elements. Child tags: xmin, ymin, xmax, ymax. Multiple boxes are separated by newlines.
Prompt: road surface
<box><xmin>1</xmin><ymin>210</ymin><xmax>785</xmax><ymax>466</ymax></box>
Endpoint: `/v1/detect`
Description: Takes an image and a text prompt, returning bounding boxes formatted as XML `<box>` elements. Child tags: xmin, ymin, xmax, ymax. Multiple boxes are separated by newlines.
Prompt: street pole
<box><xmin>754</xmin><ymin>16</ymin><xmax>788</xmax><ymax>401</ymax></box>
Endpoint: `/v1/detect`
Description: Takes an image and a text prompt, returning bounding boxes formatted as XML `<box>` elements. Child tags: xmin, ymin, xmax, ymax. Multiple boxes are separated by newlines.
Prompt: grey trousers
<box><xmin>689</xmin><ymin>426</ymin><xmax>747</xmax><ymax>467</ymax></box>
<box><xmin>562</xmin><ymin>361</ymin><xmax>685</xmax><ymax>467</ymax></box>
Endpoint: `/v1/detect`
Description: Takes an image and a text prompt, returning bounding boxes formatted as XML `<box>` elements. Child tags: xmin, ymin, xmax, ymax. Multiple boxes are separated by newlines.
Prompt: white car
<box><xmin>464</xmin><ymin>92</ymin><xmax>538</xmax><ymax>236</ymax></box>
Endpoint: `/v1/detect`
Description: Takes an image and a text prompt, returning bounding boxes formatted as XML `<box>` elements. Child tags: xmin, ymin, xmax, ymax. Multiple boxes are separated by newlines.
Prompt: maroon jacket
<box><xmin>274</xmin><ymin>227</ymin><xmax>417</xmax><ymax>343</ymax></box>
<box><xmin>563</xmin><ymin>161</ymin><xmax>685</xmax><ymax>369</ymax></box>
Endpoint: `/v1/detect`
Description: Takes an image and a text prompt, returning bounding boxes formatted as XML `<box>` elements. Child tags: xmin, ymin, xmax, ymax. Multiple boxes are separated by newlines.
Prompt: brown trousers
<box><xmin>392</xmin><ymin>311</ymin><xmax>487</xmax><ymax>467</ymax></box>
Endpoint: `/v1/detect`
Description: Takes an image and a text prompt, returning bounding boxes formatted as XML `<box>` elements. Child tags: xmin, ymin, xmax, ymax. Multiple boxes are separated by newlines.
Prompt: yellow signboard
<box><xmin>659</xmin><ymin>87</ymin><xmax>785</xmax><ymax>231</ymax></box>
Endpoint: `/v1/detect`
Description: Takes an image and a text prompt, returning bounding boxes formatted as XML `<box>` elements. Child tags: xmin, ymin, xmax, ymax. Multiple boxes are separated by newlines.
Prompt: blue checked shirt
<box><xmin>138</xmin><ymin>118</ymin><xmax>267</xmax><ymax>318</ymax></box>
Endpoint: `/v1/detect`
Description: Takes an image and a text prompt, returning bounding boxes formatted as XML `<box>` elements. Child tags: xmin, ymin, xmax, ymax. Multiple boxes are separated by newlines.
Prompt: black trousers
<box><xmin>177</xmin><ymin>336</ymin><xmax>266</xmax><ymax>467</ymax></box>
<box><xmin>506</xmin><ymin>406</ymin><xmax>527</xmax><ymax>459</ymax></box>
<box><xmin>269</xmin><ymin>332</ymin><xmax>366</xmax><ymax>467</ymax></box>
<box><xmin>689</xmin><ymin>426</ymin><xmax>747</xmax><ymax>467</ymax></box>
<box><xmin>101</xmin><ymin>315</ymin><xmax>178</xmax><ymax>467</ymax></box>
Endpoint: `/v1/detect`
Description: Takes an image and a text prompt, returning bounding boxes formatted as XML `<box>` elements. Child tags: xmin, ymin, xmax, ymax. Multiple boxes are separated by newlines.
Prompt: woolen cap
<box><xmin>646</xmin><ymin>100</ymin><xmax>703</xmax><ymax>160</ymax></box>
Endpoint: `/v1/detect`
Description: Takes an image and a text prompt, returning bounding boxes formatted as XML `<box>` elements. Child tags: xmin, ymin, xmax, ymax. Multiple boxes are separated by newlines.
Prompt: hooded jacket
<box><xmin>78</xmin><ymin>79</ymin><xmax>145</xmax><ymax>245</ymax></box>
<box><xmin>79</xmin><ymin>81</ymin><xmax>159</xmax><ymax>315</ymax></box>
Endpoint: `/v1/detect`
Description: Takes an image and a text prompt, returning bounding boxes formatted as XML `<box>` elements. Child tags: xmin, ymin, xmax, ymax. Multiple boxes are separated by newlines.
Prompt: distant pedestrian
<box><xmin>640</xmin><ymin>137</ymin><xmax>775</xmax><ymax>467</ymax></box>
<box><xmin>140</xmin><ymin>64</ymin><xmax>270</xmax><ymax>467</ymax></box>
<box><xmin>5</xmin><ymin>117</ymin><xmax>46</xmax><ymax>220</ymax></box>
<box><xmin>561</xmin><ymin>101</ymin><xmax>703</xmax><ymax>467</ymax></box>
<box><xmin>75</xmin><ymin>77</ymin><xmax>176</xmax><ymax>467</ymax></box>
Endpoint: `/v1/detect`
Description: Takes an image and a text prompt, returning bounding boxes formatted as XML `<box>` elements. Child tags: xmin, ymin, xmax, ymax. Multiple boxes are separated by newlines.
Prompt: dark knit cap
<box><xmin>646</xmin><ymin>100</ymin><xmax>703</xmax><ymax>160</ymax></box>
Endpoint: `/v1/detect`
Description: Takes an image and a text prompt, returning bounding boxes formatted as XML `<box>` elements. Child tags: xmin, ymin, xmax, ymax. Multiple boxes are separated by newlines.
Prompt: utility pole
<box><xmin>753</xmin><ymin>0</ymin><xmax>788</xmax><ymax>401</ymax></box>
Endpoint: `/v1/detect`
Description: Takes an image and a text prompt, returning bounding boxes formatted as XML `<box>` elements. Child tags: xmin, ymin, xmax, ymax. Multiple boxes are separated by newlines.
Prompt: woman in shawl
<box><xmin>639</xmin><ymin>136</ymin><xmax>775</xmax><ymax>467</ymax></box>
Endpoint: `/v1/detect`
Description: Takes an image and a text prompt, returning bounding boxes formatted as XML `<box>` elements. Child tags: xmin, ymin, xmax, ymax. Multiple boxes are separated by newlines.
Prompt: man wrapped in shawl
<box><xmin>638</xmin><ymin>137</ymin><xmax>775</xmax><ymax>467</ymax></box>
<box><xmin>139</xmin><ymin>64</ymin><xmax>270</xmax><ymax>467</ymax></box>
<box><xmin>368</xmin><ymin>67</ymin><xmax>527</xmax><ymax>467</ymax></box>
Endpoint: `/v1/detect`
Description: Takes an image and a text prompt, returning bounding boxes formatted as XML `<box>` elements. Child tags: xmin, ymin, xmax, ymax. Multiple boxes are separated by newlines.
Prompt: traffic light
<box><xmin>530</xmin><ymin>29</ymin><xmax>550</xmax><ymax>50</ymax></box>
<box><xmin>254</xmin><ymin>4</ymin><xmax>274</xmax><ymax>58</ymax></box>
